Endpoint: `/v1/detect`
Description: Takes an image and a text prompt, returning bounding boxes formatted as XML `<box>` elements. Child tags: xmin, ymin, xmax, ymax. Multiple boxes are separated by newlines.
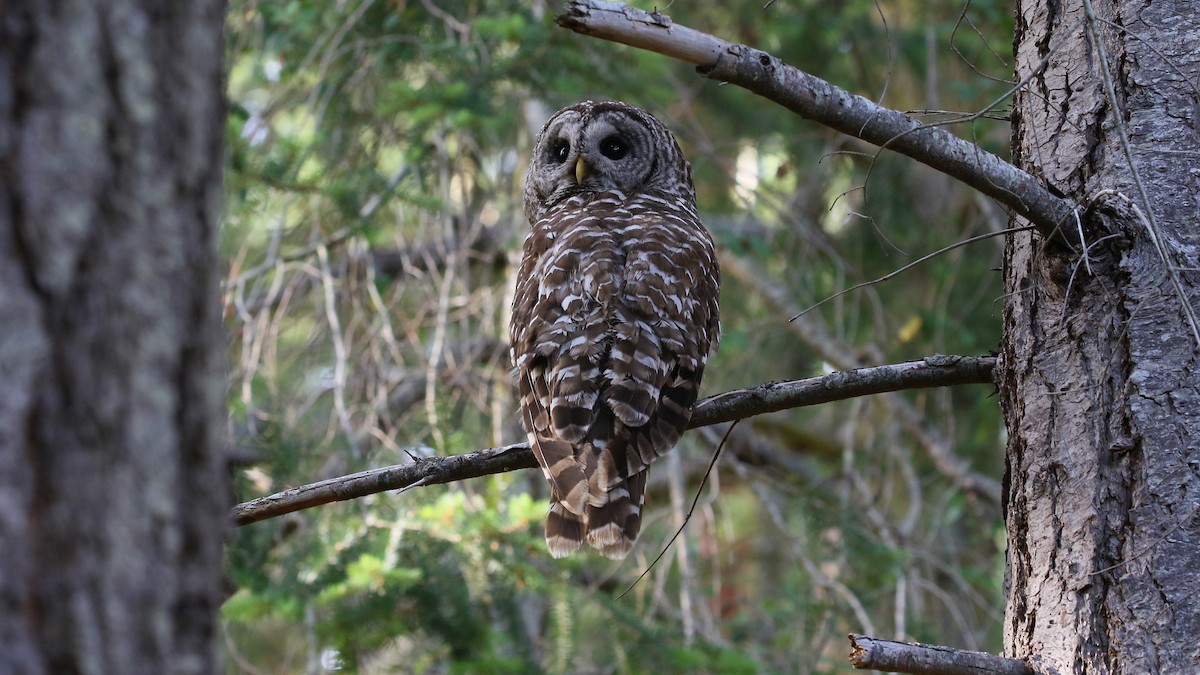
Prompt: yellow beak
<box><xmin>575</xmin><ymin>157</ymin><xmax>587</xmax><ymax>184</ymax></box>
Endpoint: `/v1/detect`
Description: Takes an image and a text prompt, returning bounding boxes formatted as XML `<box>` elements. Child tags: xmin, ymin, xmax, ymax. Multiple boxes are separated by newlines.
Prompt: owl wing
<box><xmin>511</xmin><ymin>201</ymin><xmax>719</xmax><ymax>558</ymax></box>
<box><xmin>601</xmin><ymin>207</ymin><xmax>720</xmax><ymax>482</ymax></box>
<box><xmin>511</xmin><ymin>213</ymin><xmax>620</xmax><ymax>518</ymax></box>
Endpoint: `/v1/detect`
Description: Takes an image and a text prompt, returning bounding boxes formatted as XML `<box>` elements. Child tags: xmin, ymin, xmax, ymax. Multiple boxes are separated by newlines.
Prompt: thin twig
<box><xmin>791</xmin><ymin>226</ymin><xmax>1036</xmax><ymax>320</ymax></box>
<box><xmin>617</xmin><ymin>421</ymin><xmax>738</xmax><ymax>600</ymax></box>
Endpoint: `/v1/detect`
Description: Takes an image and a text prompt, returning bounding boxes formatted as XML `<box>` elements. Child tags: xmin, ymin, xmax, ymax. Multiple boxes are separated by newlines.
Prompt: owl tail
<box><xmin>545</xmin><ymin>503</ymin><xmax>585</xmax><ymax>558</ymax></box>
<box><xmin>545</xmin><ymin>471</ymin><xmax>647</xmax><ymax>560</ymax></box>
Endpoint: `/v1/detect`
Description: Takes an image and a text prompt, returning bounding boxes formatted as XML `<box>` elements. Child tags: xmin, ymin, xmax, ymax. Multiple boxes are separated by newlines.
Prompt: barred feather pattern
<box><xmin>512</xmin><ymin>101</ymin><xmax>719</xmax><ymax>559</ymax></box>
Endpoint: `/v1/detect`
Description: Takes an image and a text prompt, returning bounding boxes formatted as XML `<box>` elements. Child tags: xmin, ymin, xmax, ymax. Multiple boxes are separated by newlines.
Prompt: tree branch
<box><xmin>555</xmin><ymin>0</ymin><xmax>1078</xmax><ymax>247</ymax></box>
<box><xmin>848</xmin><ymin>633</ymin><xmax>1034</xmax><ymax>675</ymax></box>
<box><xmin>234</xmin><ymin>356</ymin><xmax>994</xmax><ymax>526</ymax></box>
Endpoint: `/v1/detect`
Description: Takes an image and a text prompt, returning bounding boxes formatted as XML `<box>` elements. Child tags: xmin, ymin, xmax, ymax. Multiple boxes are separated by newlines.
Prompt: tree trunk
<box><xmin>1000</xmin><ymin>1</ymin><xmax>1200</xmax><ymax>670</ymax></box>
<box><xmin>0</xmin><ymin>2</ymin><xmax>228</xmax><ymax>673</ymax></box>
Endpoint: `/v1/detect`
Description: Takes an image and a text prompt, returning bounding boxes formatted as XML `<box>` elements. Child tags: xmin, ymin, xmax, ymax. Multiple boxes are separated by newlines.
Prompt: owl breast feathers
<box><xmin>510</xmin><ymin>100</ymin><xmax>720</xmax><ymax>559</ymax></box>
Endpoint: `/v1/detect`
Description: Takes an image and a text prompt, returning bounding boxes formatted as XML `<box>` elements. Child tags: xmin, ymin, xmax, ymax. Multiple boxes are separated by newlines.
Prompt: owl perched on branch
<box><xmin>510</xmin><ymin>100</ymin><xmax>720</xmax><ymax>559</ymax></box>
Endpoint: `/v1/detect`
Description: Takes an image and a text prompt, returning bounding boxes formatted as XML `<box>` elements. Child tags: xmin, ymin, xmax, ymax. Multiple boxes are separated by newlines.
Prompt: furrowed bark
<box><xmin>0</xmin><ymin>2</ymin><xmax>229</xmax><ymax>672</ymax></box>
<box><xmin>999</xmin><ymin>1</ymin><xmax>1200</xmax><ymax>670</ymax></box>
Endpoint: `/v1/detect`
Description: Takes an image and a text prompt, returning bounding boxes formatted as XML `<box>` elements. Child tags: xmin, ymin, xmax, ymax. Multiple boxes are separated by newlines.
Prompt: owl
<box><xmin>510</xmin><ymin>100</ymin><xmax>720</xmax><ymax>559</ymax></box>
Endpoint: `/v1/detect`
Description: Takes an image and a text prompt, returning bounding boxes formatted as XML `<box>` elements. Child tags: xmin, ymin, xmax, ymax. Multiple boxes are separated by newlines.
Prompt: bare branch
<box><xmin>234</xmin><ymin>356</ymin><xmax>995</xmax><ymax>526</ymax></box>
<box><xmin>848</xmin><ymin>633</ymin><xmax>1034</xmax><ymax>675</ymax></box>
<box><xmin>555</xmin><ymin>0</ymin><xmax>1078</xmax><ymax>246</ymax></box>
<box><xmin>689</xmin><ymin>355</ymin><xmax>994</xmax><ymax>427</ymax></box>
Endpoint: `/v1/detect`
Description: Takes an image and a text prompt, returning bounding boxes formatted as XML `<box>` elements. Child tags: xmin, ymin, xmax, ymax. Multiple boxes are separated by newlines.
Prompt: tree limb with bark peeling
<box><xmin>848</xmin><ymin>634</ymin><xmax>1035</xmax><ymax>675</ymax></box>
<box><xmin>555</xmin><ymin>0</ymin><xmax>1079</xmax><ymax>247</ymax></box>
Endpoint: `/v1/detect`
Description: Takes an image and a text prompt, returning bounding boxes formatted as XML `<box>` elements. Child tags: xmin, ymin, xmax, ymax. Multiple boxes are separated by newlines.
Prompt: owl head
<box><xmin>524</xmin><ymin>100</ymin><xmax>696</xmax><ymax>223</ymax></box>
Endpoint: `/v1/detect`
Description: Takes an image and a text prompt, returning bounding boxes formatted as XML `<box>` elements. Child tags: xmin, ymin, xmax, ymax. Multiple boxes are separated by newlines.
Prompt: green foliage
<box><xmin>223</xmin><ymin>0</ymin><xmax>1016</xmax><ymax>671</ymax></box>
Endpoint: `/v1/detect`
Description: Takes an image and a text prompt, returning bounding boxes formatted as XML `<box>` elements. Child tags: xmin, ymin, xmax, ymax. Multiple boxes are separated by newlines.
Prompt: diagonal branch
<box><xmin>233</xmin><ymin>355</ymin><xmax>995</xmax><ymax>526</ymax></box>
<box><xmin>555</xmin><ymin>0</ymin><xmax>1078</xmax><ymax>247</ymax></box>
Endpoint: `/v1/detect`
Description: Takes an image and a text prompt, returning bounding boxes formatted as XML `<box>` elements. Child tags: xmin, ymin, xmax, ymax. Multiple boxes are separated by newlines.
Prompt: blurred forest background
<box><xmin>221</xmin><ymin>1</ymin><xmax>1017</xmax><ymax>672</ymax></box>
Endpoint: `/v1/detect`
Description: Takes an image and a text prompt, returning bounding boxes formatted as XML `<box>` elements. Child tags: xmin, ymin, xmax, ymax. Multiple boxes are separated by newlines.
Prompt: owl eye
<box><xmin>550</xmin><ymin>140</ymin><xmax>571</xmax><ymax>164</ymax></box>
<box><xmin>599</xmin><ymin>136</ymin><xmax>629</xmax><ymax>160</ymax></box>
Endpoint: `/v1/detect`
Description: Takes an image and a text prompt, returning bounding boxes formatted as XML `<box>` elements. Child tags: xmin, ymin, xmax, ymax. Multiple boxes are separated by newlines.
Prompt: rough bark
<box><xmin>0</xmin><ymin>2</ymin><xmax>228</xmax><ymax>674</ymax></box>
<box><xmin>1000</xmin><ymin>1</ymin><xmax>1200</xmax><ymax>670</ymax></box>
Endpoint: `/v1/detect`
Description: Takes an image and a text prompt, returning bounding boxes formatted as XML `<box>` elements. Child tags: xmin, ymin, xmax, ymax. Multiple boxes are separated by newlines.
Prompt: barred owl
<box><xmin>510</xmin><ymin>100</ymin><xmax>720</xmax><ymax>559</ymax></box>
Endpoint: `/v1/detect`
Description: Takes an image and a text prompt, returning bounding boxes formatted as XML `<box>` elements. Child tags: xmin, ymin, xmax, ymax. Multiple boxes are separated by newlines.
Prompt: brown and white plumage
<box><xmin>510</xmin><ymin>100</ymin><xmax>720</xmax><ymax>559</ymax></box>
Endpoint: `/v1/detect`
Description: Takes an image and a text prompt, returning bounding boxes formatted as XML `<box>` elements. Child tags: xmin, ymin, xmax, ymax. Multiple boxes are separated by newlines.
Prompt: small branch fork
<box><xmin>848</xmin><ymin>634</ymin><xmax>1038</xmax><ymax>675</ymax></box>
<box><xmin>232</xmin><ymin>355</ymin><xmax>994</xmax><ymax>526</ymax></box>
<box><xmin>555</xmin><ymin>0</ymin><xmax>1079</xmax><ymax>248</ymax></box>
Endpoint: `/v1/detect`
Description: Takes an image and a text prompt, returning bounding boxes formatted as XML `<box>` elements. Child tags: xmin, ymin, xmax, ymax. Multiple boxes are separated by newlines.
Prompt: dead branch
<box><xmin>233</xmin><ymin>355</ymin><xmax>994</xmax><ymax>526</ymax></box>
<box><xmin>848</xmin><ymin>633</ymin><xmax>1034</xmax><ymax>675</ymax></box>
<box><xmin>692</xmin><ymin>355</ymin><xmax>993</xmax><ymax>426</ymax></box>
<box><xmin>555</xmin><ymin>0</ymin><xmax>1078</xmax><ymax>247</ymax></box>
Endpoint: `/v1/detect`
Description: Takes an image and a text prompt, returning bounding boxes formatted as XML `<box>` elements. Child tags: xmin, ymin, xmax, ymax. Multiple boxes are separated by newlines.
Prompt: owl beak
<box><xmin>574</xmin><ymin>157</ymin><xmax>588</xmax><ymax>185</ymax></box>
